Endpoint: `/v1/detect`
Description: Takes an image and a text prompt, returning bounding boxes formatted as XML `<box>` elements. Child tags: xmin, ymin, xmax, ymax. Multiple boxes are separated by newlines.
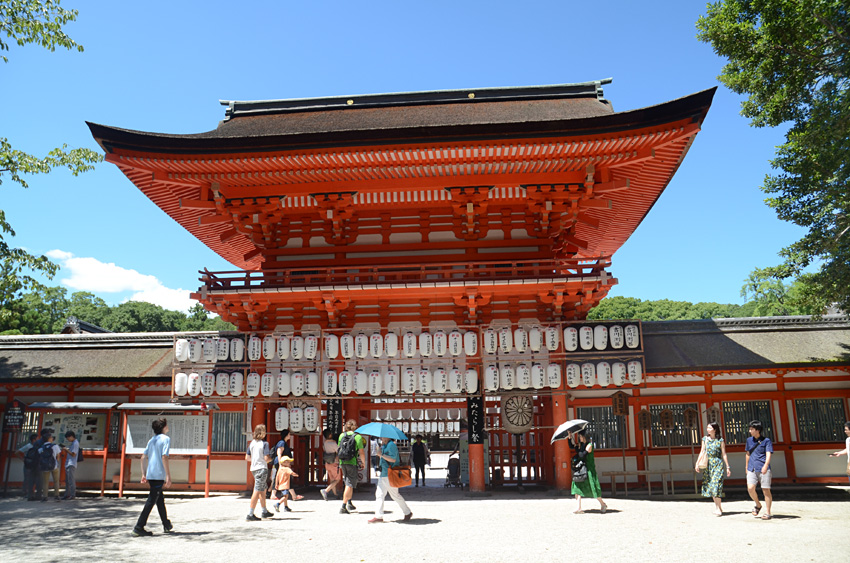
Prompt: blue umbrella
<box><xmin>355</xmin><ymin>422</ymin><xmax>408</xmax><ymax>441</ymax></box>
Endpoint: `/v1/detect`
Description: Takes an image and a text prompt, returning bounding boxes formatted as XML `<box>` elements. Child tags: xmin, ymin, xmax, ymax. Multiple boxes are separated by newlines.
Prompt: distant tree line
<box><xmin>0</xmin><ymin>286</ymin><xmax>235</xmax><ymax>335</ymax></box>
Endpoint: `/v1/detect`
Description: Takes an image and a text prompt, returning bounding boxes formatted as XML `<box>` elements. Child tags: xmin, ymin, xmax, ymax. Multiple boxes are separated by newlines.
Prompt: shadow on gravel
<box><xmin>400</xmin><ymin>518</ymin><xmax>441</xmax><ymax>525</ymax></box>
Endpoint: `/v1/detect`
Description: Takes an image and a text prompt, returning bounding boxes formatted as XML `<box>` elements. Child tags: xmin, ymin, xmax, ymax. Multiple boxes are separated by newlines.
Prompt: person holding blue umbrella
<box><xmin>368</xmin><ymin>434</ymin><xmax>412</xmax><ymax>523</ymax></box>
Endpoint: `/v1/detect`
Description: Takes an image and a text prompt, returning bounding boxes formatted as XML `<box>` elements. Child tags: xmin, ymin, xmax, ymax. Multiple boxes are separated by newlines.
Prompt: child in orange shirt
<box><xmin>273</xmin><ymin>456</ymin><xmax>298</xmax><ymax>512</ymax></box>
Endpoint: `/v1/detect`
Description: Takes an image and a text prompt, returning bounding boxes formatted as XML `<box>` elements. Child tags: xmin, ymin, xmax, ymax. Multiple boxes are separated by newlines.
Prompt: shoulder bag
<box><xmin>387</xmin><ymin>449</ymin><xmax>412</xmax><ymax>488</ymax></box>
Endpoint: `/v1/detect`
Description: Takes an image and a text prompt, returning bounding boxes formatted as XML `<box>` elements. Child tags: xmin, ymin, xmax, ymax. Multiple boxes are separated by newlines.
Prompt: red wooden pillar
<box><xmin>551</xmin><ymin>394</ymin><xmax>571</xmax><ymax>491</ymax></box>
<box><xmin>469</xmin><ymin>443</ymin><xmax>486</xmax><ymax>492</ymax></box>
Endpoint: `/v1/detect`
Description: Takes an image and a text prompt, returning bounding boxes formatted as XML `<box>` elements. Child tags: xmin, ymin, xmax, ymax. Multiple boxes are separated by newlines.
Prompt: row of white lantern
<box><xmin>481</xmin><ymin>325</ymin><xmax>640</xmax><ymax>354</ymax></box>
<box><xmin>273</xmin><ymin>406</ymin><xmax>319</xmax><ymax>433</ymax></box>
<box><xmin>375</xmin><ymin>408</ymin><xmax>464</xmax><ymax>421</ymax></box>
<box><xmin>564</xmin><ymin>360</ymin><xmax>643</xmax><ymax>388</ymax></box>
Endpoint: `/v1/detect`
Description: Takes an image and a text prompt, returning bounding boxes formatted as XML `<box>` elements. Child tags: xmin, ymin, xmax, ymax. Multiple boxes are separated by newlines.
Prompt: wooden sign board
<box><xmin>683</xmin><ymin>407</ymin><xmax>699</xmax><ymax>429</ymax></box>
<box><xmin>659</xmin><ymin>408</ymin><xmax>675</xmax><ymax>431</ymax></box>
<box><xmin>126</xmin><ymin>414</ymin><xmax>209</xmax><ymax>455</ymax></box>
<box><xmin>706</xmin><ymin>405</ymin><xmax>721</xmax><ymax>425</ymax></box>
<box><xmin>611</xmin><ymin>391</ymin><xmax>629</xmax><ymax>417</ymax></box>
<box><xmin>637</xmin><ymin>409</ymin><xmax>652</xmax><ymax>431</ymax></box>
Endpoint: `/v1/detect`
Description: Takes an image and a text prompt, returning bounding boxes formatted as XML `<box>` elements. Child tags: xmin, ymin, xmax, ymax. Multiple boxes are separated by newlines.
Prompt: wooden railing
<box><xmin>198</xmin><ymin>258</ymin><xmax>612</xmax><ymax>292</ymax></box>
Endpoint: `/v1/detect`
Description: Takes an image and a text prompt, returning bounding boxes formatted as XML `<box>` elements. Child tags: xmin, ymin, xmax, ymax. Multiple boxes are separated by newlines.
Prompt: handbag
<box><xmin>388</xmin><ymin>465</ymin><xmax>412</xmax><ymax>488</ymax></box>
<box><xmin>696</xmin><ymin>450</ymin><xmax>708</xmax><ymax>471</ymax></box>
<box><xmin>571</xmin><ymin>455</ymin><xmax>588</xmax><ymax>483</ymax></box>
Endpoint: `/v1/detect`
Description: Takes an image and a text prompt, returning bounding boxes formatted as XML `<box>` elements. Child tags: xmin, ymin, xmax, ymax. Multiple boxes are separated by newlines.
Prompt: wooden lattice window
<box><xmin>576</xmin><ymin>406</ymin><xmax>625</xmax><ymax>449</ymax></box>
<box><xmin>212</xmin><ymin>411</ymin><xmax>246</xmax><ymax>453</ymax></box>
<box><xmin>648</xmin><ymin>403</ymin><xmax>700</xmax><ymax>447</ymax></box>
<box><xmin>795</xmin><ymin>399</ymin><xmax>847</xmax><ymax>443</ymax></box>
<box><xmin>722</xmin><ymin>401</ymin><xmax>773</xmax><ymax>444</ymax></box>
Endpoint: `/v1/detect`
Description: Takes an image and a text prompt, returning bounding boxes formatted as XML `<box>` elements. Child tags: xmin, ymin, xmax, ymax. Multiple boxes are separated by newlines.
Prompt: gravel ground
<box><xmin>3</xmin><ymin>483</ymin><xmax>849</xmax><ymax>562</ymax></box>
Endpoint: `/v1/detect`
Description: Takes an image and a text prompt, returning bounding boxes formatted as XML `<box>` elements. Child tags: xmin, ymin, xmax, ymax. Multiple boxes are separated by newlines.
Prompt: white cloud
<box><xmin>48</xmin><ymin>250</ymin><xmax>197</xmax><ymax>313</ymax></box>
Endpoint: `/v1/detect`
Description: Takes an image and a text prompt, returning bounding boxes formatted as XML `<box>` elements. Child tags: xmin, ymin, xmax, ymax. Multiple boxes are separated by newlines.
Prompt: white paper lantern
<box><xmin>291</xmin><ymin>336</ymin><xmax>304</xmax><ymax>360</ymax></box>
<box><xmin>579</xmin><ymin>327</ymin><xmax>593</xmax><ymax>351</ymax></box>
<box><xmin>596</xmin><ymin>362</ymin><xmax>612</xmax><ymax>387</ymax></box>
<box><xmin>290</xmin><ymin>371</ymin><xmax>305</xmax><ymax>396</ymax></box>
<box><xmin>384</xmin><ymin>368</ymin><xmax>399</xmax><ymax>395</ymax></box>
<box><xmin>340</xmin><ymin>334</ymin><xmax>354</xmax><ymax>359</ymax></box>
<box><xmin>531</xmin><ymin>363</ymin><xmax>546</xmax><ymax>389</ymax></box>
<box><xmin>324</xmin><ymin>334</ymin><xmax>339</xmax><ymax>359</ymax></box>
<box><xmin>612</xmin><ymin>362</ymin><xmax>627</xmax><ymax>386</ymax></box>
<box><xmin>438</xmin><ymin>421</ymin><xmax>446</xmax><ymax>433</ymax></box>
<box><xmin>263</xmin><ymin>335</ymin><xmax>277</xmax><ymax>360</ymax></box>
<box><xmin>485</xmin><ymin>365</ymin><xmax>499</xmax><ymax>391</ymax></box>
<box><xmin>215</xmin><ymin>338</ymin><xmax>229</xmax><ymax>361</ymax></box>
<box><xmin>354</xmin><ymin>370</ymin><xmax>368</xmax><ymax>395</ymax></box>
<box><xmin>433</xmin><ymin>330</ymin><xmax>447</xmax><ymax>357</ymax></box>
<box><xmin>418</xmin><ymin>332</ymin><xmax>433</xmax><ymax>357</ymax></box>
<box><xmin>448</xmin><ymin>368</ymin><xmax>463</xmax><ymax>393</ymax></box>
<box><xmin>433</xmin><ymin>367</ymin><xmax>448</xmax><ymax>393</ymax></box>
<box><xmin>306</xmin><ymin>371</ymin><xmax>319</xmax><ymax>395</ymax></box>
<box><xmin>581</xmin><ymin>363</ymin><xmax>596</xmax><ymax>387</ymax></box>
<box><xmin>200</xmin><ymin>339</ymin><xmax>215</xmax><ymax>363</ymax></box>
<box><xmin>464</xmin><ymin>331</ymin><xmax>478</xmax><ymax>356</ymax></box>
<box><xmin>175</xmin><ymin>339</ymin><xmax>190</xmax><ymax>362</ymax></box>
<box><xmin>289</xmin><ymin>408</ymin><xmax>304</xmax><ymax>433</ymax></box>
<box><xmin>628</xmin><ymin>360</ymin><xmax>643</xmax><ymax>384</ymax></box>
<box><xmin>201</xmin><ymin>372</ymin><xmax>215</xmax><ymax>396</ymax></box>
<box><xmin>384</xmin><ymin>333</ymin><xmax>399</xmax><ymax>358</ymax></box>
<box><xmin>483</xmin><ymin>328</ymin><xmax>498</xmax><ymax>354</ymax></box>
<box><xmin>517</xmin><ymin>363</ymin><xmax>531</xmax><ymax>389</ymax></box>
<box><xmin>188</xmin><ymin>372</ymin><xmax>201</xmax><ymax>396</ymax></box>
<box><xmin>277</xmin><ymin>335</ymin><xmax>290</xmax><ymax>360</ymax></box>
<box><xmin>545</xmin><ymin>326</ymin><xmax>560</xmax><ymax>351</ymax></box>
<box><xmin>418</xmin><ymin>421</ymin><xmax>426</xmax><ymax>433</ymax></box>
<box><xmin>547</xmin><ymin>363</ymin><xmax>563</xmax><ymax>389</ymax></box>
<box><xmin>216</xmin><ymin>372</ymin><xmax>230</xmax><ymax>395</ymax></box>
<box><xmin>403</xmin><ymin>332</ymin><xmax>417</xmax><ymax>357</ymax></box>
<box><xmin>354</xmin><ymin>333</ymin><xmax>368</xmax><ymax>359</ymax></box>
<box><xmin>418</xmin><ymin>368</ymin><xmax>432</xmax><ymax>394</ymax></box>
<box><xmin>246</xmin><ymin>372</ymin><xmax>261</xmax><ymax>397</ymax></box>
<box><xmin>514</xmin><ymin>328</ymin><xmax>528</xmax><ymax>353</ymax></box>
<box><xmin>498</xmin><ymin>327</ymin><xmax>513</xmax><ymax>354</ymax></box>
<box><xmin>248</xmin><ymin>336</ymin><xmax>262</xmax><ymax>361</ymax></box>
<box><xmin>625</xmin><ymin>325</ymin><xmax>640</xmax><ymax>349</ymax></box>
<box><xmin>323</xmin><ymin>370</ymin><xmax>338</xmax><ymax>395</ymax></box>
<box><xmin>609</xmin><ymin>326</ymin><xmax>624</xmax><ymax>349</ymax></box>
<box><xmin>304</xmin><ymin>406</ymin><xmax>319</xmax><ymax>432</ymax></box>
<box><xmin>563</xmin><ymin>327</ymin><xmax>578</xmax><ymax>352</ymax></box>
<box><xmin>500</xmin><ymin>364</ymin><xmax>515</xmax><ymax>390</ymax></box>
<box><xmin>258</xmin><ymin>372</ymin><xmax>273</xmax><ymax>396</ymax></box>
<box><xmin>303</xmin><ymin>334</ymin><xmax>318</xmax><ymax>360</ymax></box>
<box><xmin>338</xmin><ymin>370</ymin><xmax>353</xmax><ymax>395</ymax></box>
<box><xmin>189</xmin><ymin>339</ymin><xmax>202</xmax><ymax>362</ymax></box>
<box><xmin>368</xmin><ymin>369</ymin><xmax>382</xmax><ymax>396</ymax></box>
<box><xmin>229</xmin><ymin>371</ymin><xmax>243</xmax><ymax>396</ymax></box>
<box><xmin>370</xmin><ymin>333</ymin><xmax>384</xmax><ymax>358</ymax></box>
<box><xmin>275</xmin><ymin>407</ymin><xmax>289</xmax><ymax>431</ymax></box>
<box><xmin>174</xmin><ymin>372</ymin><xmax>188</xmax><ymax>396</ymax></box>
<box><xmin>448</xmin><ymin>331</ymin><xmax>463</xmax><ymax>357</ymax></box>
<box><xmin>528</xmin><ymin>326</ymin><xmax>542</xmax><ymax>352</ymax></box>
<box><xmin>230</xmin><ymin>338</ymin><xmax>244</xmax><ymax>361</ymax></box>
<box><xmin>277</xmin><ymin>371</ymin><xmax>291</xmax><ymax>396</ymax></box>
<box><xmin>593</xmin><ymin>325</ymin><xmax>609</xmax><ymax>351</ymax></box>
<box><xmin>401</xmin><ymin>367</ymin><xmax>417</xmax><ymax>394</ymax></box>
<box><xmin>465</xmin><ymin>368</ymin><xmax>479</xmax><ymax>394</ymax></box>
<box><xmin>565</xmin><ymin>363</ymin><xmax>580</xmax><ymax>388</ymax></box>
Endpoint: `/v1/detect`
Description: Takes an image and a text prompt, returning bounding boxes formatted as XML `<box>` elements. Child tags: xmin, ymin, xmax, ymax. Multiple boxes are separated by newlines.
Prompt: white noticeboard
<box><xmin>126</xmin><ymin>415</ymin><xmax>209</xmax><ymax>455</ymax></box>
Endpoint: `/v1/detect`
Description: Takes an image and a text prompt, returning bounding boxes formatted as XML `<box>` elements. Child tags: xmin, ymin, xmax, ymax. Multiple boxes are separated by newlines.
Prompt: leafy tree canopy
<box><xmin>587</xmin><ymin>296</ymin><xmax>757</xmax><ymax>321</ymax></box>
<box><xmin>697</xmin><ymin>0</ymin><xmax>850</xmax><ymax>313</ymax></box>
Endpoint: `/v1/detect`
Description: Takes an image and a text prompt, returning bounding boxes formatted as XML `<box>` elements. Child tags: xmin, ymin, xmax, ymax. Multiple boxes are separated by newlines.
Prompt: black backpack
<box><xmin>76</xmin><ymin>445</ymin><xmax>84</xmax><ymax>462</ymax></box>
<box><xmin>571</xmin><ymin>453</ymin><xmax>588</xmax><ymax>483</ymax></box>
<box><xmin>39</xmin><ymin>442</ymin><xmax>56</xmax><ymax>471</ymax></box>
<box><xmin>24</xmin><ymin>440</ymin><xmax>42</xmax><ymax>470</ymax></box>
<box><xmin>338</xmin><ymin>432</ymin><xmax>358</xmax><ymax>462</ymax></box>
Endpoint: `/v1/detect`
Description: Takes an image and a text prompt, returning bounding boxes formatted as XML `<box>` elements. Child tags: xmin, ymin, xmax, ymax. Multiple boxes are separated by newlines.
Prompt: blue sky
<box><xmin>2</xmin><ymin>1</ymin><xmax>802</xmax><ymax>313</ymax></box>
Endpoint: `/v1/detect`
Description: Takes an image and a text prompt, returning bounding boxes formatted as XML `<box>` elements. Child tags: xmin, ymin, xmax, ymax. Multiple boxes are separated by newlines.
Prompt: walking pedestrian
<box><xmin>39</xmin><ymin>432</ymin><xmax>61</xmax><ymax>502</ymax></box>
<box><xmin>828</xmin><ymin>421</ymin><xmax>850</xmax><ymax>484</ymax></box>
<box><xmin>337</xmin><ymin>419</ymin><xmax>366</xmax><ymax>514</ymax></box>
<box><xmin>320</xmin><ymin>428</ymin><xmax>342</xmax><ymax>501</ymax></box>
<box><xmin>132</xmin><ymin>417</ymin><xmax>173</xmax><ymax>536</ymax></box>
<box><xmin>245</xmin><ymin>424</ymin><xmax>274</xmax><ymax>521</ymax></box>
<box><xmin>269</xmin><ymin>429</ymin><xmax>291</xmax><ymax>498</ymax></box>
<box><xmin>16</xmin><ymin>433</ymin><xmax>38</xmax><ymax>500</ymax></box>
<box><xmin>62</xmin><ymin>431</ymin><xmax>80</xmax><ymax>500</ymax></box>
<box><xmin>368</xmin><ymin>436</ymin><xmax>412</xmax><ymax>523</ymax></box>
<box><xmin>569</xmin><ymin>429</ymin><xmax>607</xmax><ymax>514</ymax></box>
<box><xmin>695</xmin><ymin>422</ymin><xmax>731</xmax><ymax>516</ymax></box>
<box><xmin>272</xmin><ymin>456</ymin><xmax>298</xmax><ymax>513</ymax></box>
<box><xmin>746</xmin><ymin>420</ymin><xmax>774</xmax><ymax>520</ymax></box>
<box><xmin>411</xmin><ymin>435</ymin><xmax>430</xmax><ymax>487</ymax></box>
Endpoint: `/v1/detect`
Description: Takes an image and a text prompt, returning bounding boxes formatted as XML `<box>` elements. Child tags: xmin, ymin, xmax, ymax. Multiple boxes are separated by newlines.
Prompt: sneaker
<box><xmin>339</xmin><ymin>505</ymin><xmax>350</xmax><ymax>514</ymax></box>
<box><xmin>246</xmin><ymin>514</ymin><xmax>261</xmax><ymax>521</ymax></box>
<box><xmin>320</xmin><ymin>489</ymin><xmax>328</xmax><ymax>501</ymax></box>
<box><xmin>273</xmin><ymin>502</ymin><xmax>280</xmax><ymax>512</ymax></box>
<box><xmin>403</xmin><ymin>512</ymin><xmax>413</xmax><ymax>522</ymax></box>
<box><xmin>163</xmin><ymin>521</ymin><xmax>174</xmax><ymax>533</ymax></box>
<box><xmin>347</xmin><ymin>502</ymin><xmax>356</xmax><ymax>511</ymax></box>
<box><xmin>132</xmin><ymin>527</ymin><xmax>153</xmax><ymax>537</ymax></box>
<box><xmin>367</xmin><ymin>517</ymin><xmax>384</xmax><ymax>523</ymax></box>
<box><xmin>260</xmin><ymin>510</ymin><xmax>274</xmax><ymax>519</ymax></box>
<box><xmin>283</xmin><ymin>506</ymin><xmax>292</xmax><ymax>512</ymax></box>
<box><xmin>40</xmin><ymin>498</ymin><xmax>47</xmax><ymax>502</ymax></box>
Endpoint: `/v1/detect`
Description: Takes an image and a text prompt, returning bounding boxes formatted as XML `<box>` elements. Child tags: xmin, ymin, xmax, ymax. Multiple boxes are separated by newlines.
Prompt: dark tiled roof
<box><xmin>643</xmin><ymin>315</ymin><xmax>850</xmax><ymax>372</ymax></box>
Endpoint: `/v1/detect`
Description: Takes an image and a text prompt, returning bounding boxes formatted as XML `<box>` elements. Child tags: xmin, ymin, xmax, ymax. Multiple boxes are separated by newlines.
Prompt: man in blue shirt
<box><xmin>133</xmin><ymin>418</ymin><xmax>173</xmax><ymax>536</ymax></box>
<box><xmin>745</xmin><ymin>419</ymin><xmax>773</xmax><ymax>520</ymax></box>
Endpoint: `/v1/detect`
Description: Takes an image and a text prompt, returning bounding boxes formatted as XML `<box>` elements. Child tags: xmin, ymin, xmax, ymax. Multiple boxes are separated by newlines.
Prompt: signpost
<box><xmin>611</xmin><ymin>391</ymin><xmax>630</xmax><ymax>478</ymax></box>
<box><xmin>2</xmin><ymin>399</ymin><xmax>27</xmax><ymax>496</ymax></box>
<box><xmin>683</xmin><ymin>407</ymin><xmax>700</xmax><ymax>493</ymax></box>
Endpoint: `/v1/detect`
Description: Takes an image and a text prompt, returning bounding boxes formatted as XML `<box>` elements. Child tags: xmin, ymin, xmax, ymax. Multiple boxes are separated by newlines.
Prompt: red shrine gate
<box><xmin>90</xmin><ymin>80</ymin><xmax>714</xmax><ymax>490</ymax></box>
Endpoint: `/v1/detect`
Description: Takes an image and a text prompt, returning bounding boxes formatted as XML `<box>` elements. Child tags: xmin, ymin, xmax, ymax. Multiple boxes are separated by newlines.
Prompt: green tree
<box><xmin>697</xmin><ymin>1</ymin><xmax>850</xmax><ymax>312</ymax></box>
<box><xmin>0</xmin><ymin>1</ymin><xmax>101</xmax><ymax>327</ymax></box>
<box><xmin>66</xmin><ymin>291</ymin><xmax>111</xmax><ymax>328</ymax></box>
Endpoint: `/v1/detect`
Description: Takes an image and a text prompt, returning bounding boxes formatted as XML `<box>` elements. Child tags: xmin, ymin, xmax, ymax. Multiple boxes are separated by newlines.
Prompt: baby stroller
<box><xmin>444</xmin><ymin>455</ymin><xmax>462</xmax><ymax>488</ymax></box>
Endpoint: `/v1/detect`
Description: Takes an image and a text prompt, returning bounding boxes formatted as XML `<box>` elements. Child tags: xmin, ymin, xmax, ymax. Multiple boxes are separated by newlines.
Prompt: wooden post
<box><xmin>100</xmin><ymin>409</ymin><xmax>112</xmax><ymax>497</ymax></box>
<box><xmin>118</xmin><ymin>411</ymin><xmax>128</xmax><ymax>498</ymax></box>
<box><xmin>205</xmin><ymin>410</ymin><xmax>212</xmax><ymax>498</ymax></box>
<box><xmin>551</xmin><ymin>394</ymin><xmax>571</xmax><ymax>491</ymax></box>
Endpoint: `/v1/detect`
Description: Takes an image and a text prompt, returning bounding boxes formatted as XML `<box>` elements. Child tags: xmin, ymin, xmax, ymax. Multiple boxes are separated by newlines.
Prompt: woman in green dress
<box><xmin>696</xmin><ymin>422</ymin><xmax>731</xmax><ymax>516</ymax></box>
<box><xmin>570</xmin><ymin>429</ymin><xmax>607</xmax><ymax>514</ymax></box>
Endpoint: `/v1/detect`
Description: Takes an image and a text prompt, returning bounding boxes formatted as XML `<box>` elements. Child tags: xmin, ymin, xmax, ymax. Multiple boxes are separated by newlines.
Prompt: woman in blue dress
<box><xmin>696</xmin><ymin>422</ymin><xmax>731</xmax><ymax>516</ymax></box>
